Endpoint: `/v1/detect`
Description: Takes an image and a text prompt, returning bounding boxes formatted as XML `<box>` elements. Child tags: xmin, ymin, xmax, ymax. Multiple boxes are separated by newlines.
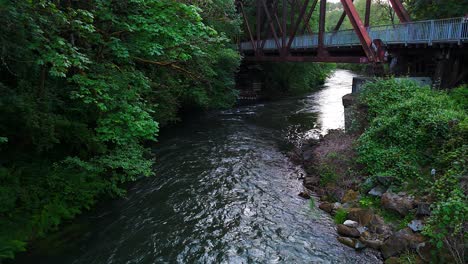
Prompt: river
<box><xmin>14</xmin><ymin>70</ymin><xmax>382</xmax><ymax>264</ymax></box>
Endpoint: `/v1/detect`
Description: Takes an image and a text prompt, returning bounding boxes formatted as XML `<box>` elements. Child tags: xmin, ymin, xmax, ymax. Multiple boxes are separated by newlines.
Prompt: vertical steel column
<box><xmin>257</xmin><ymin>0</ymin><xmax>262</xmax><ymax>54</ymax></box>
<box><xmin>364</xmin><ymin>0</ymin><xmax>371</xmax><ymax>27</ymax></box>
<box><xmin>318</xmin><ymin>0</ymin><xmax>326</xmax><ymax>55</ymax></box>
<box><xmin>282</xmin><ymin>0</ymin><xmax>287</xmax><ymax>55</ymax></box>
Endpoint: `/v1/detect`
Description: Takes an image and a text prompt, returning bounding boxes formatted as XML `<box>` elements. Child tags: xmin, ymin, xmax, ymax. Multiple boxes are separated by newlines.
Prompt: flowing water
<box><xmin>15</xmin><ymin>70</ymin><xmax>382</xmax><ymax>264</ymax></box>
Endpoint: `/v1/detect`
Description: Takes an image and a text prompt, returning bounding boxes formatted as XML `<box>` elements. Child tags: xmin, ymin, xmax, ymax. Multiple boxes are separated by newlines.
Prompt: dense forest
<box><xmin>0</xmin><ymin>0</ymin><xmax>244</xmax><ymax>259</ymax></box>
<box><xmin>0</xmin><ymin>0</ymin><xmax>467</xmax><ymax>261</ymax></box>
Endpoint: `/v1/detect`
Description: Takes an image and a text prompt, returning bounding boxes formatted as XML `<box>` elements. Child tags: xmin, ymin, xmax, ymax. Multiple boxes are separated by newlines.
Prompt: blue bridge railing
<box><xmin>240</xmin><ymin>17</ymin><xmax>468</xmax><ymax>51</ymax></box>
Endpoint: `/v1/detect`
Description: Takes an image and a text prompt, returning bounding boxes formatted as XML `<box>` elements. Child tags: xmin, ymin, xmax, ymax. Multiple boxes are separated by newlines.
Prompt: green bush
<box><xmin>357</xmin><ymin>80</ymin><xmax>467</xmax><ymax>261</ymax></box>
<box><xmin>334</xmin><ymin>208</ymin><xmax>348</xmax><ymax>224</ymax></box>
<box><xmin>357</xmin><ymin>79</ymin><xmax>464</xmax><ymax>185</ymax></box>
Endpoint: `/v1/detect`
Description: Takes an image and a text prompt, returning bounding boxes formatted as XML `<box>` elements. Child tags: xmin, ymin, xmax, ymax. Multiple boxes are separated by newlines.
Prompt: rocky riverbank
<box><xmin>291</xmin><ymin>129</ymin><xmax>435</xmax><ymax>263</ymax></box>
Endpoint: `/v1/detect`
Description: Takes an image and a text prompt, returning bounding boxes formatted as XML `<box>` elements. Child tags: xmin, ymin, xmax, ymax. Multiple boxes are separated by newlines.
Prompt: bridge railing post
<box><xmin>429</xmin><ymin>20</ymin><xmax>435</xmax><ymax>46</ymax></box>
<box><xmin>458</xmin><ymin>17</ymin><xmax>464</xmax><ymax>45</ymax></box>
<box><xmin>405</xmin><ymin>23</ymin><xmax>409</xmax><ymax>45</ymax></box>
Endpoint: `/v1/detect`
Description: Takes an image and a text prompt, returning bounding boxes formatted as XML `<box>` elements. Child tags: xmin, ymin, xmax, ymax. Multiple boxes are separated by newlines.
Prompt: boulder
<box><xmin>368</xmin><ymin>185</ymin><xmax>387</xmax><ymax>197</ymax></box>
<box><xmin>408</xmin><ymin>220</ymin><xmax>424</xmax><ymax>232</ymax></box>
<box><xmin>416</xmin><ymin>203</ymin><xmax>431</xmax><ymax>217</ymax></box>
<box><xmin>328</xmin><ymin>188</ymin><xmax>346</xmax><ymax>202</ymax></box>
<box><xmin>319</xmin><ymin>202</ymin><xmax>334</xmax><ymax>214</ymax></box>
<box><xmin>359</xmin><ymin>237</ymin><xmax>383</xmax><ymax>250</ymax></box>
<box><xmin>342</xmin><ymin>190</ymin><xmax>359</xmax><ymax>203</ymax></box>
<box><xmin>381</xmin><ymin>228</ymin><xmax>426</xmax><ymax>259</ymax></box>
<box><xmin>333</xmin><ymin>202</ymin><xmax>343</xmax><ymax>210</ymax></box>
<box><xmin>337</xmin><ymin>224</ymin><xmax>361</xmax><ymax>238</ymax></box>
<box><xmin>357</xmin><ymin>226</ymin><xmax>368</xmax><ymax>234</ymax></box>
<box><xmin>368</xmin><ymin>215</ymin><xmax>393</xmax><ymax>237</ymax></box>
<box><xmin>343</xmin><ymin>220</ymin><xmax>359</xmax><ymax>228</ymax></box>
<box><xmin>337</xmin><ymin>237</ymin><xmax>366</xmax><ymax>250</ymax></box>
<box><xmin>298</xmin><ymin>192</ymin><xmax>311</xmax><ymax>199</ymax></box>
<box><xmin>381</xmin><ymin>192</ymin><xmax>415</xmax><ymax>216</ymax></box>
<box><xmin>337</xmin><ymin>236</ymin><xmax>355</xmax><ymax>248</ymax></box>
<box><xmin>304</xmin><ymin>175</ymin><xmax>319</xmax><ymax>190</ymax></box>
<box><xmin>347</xmin><ymin>208</ymin><xmax>374</xmax><ymax>226</ymax></box>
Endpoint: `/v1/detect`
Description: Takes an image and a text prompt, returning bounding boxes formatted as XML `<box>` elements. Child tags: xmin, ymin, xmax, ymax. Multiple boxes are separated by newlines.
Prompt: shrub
<box><xmin>357</xmin><ymin>80</ymin><xmax>467</xmax><ymax>261</ymax></box>
<box><xmin>334</xmin><ymin>209</ymin><xmax>348</xmax><ymax>224</ymax></box>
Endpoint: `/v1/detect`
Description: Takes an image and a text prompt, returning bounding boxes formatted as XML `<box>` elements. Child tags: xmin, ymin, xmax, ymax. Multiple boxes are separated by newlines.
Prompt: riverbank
<box><xmin>293</xmin><ymin>79</ymin><xmax>467</xmax><ymax>263</ymax></box>
<box><xmin>11</xmin><ymin>70</ymin><xmax>384</xmax><ymax>264</ymax></box>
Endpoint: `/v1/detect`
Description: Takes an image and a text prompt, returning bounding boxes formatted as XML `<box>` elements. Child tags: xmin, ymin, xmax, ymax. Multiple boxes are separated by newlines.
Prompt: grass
<box><xmin>334</xmin><ymin>208</ymin><xmax>348</xmax><ymax>224</ymax></box>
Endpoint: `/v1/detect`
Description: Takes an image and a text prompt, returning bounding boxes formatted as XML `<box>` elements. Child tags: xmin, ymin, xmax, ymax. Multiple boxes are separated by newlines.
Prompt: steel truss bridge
<box><xmin>237</xmin><ymin>0</ymin><xmax>468</xmax><ymax>64</ymax></box>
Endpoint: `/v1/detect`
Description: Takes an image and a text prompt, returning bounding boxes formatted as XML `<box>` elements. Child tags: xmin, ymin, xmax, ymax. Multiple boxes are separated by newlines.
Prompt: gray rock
<box><xmin>381</xmin><ymin>192</ymin><xmax>415</xmax><ymax>216</ymax></box>
<box><xmin>343</xmin><ymin>220</ymin><xmax>359</xmax><ymax>228</ymax></box>
<box><xmin>361</xmin><ymin>177</ymin><xmax>375</xmax><ymax>193</ymax></box>
<box><xmin>408</xmin><ymin>220</ymin><xmax>424</xmax><ymax>232</ymax></box>
<box><xmin>381</xmin><ymin>228</ymin><xmax>426</xmax><ymax>259</ymax></box>
<box><xmin>359</xmin><ymin>237</ymin><xmax>383</xmax><ymax>250</ymax></box>
<box><xmin>368</xmin><ymin>185</ymin><xmax>387</xmax><ymax>197</ymax></box>
<box><xmin>357</xmin><ymin>226</ymin><xmax>367</xmax><ymax>234</ymax></box>
<box><xmin>416</xmin><ymin>203</ymin><xmax>431</xmax><ymax>217</ymax></box>
<box><xmin>354</xmin><ymin>240</ymin><xmax>366</xmax><ymax>250</ymax></box>
<box><xmin>333</xmin><ymin>202</ymin><xmax>343</xmax><ymax>210</ymax></box>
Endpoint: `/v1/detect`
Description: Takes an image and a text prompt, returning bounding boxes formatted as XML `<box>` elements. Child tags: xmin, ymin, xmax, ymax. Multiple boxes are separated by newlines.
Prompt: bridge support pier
<box><xmin>389</xmin><ymin>47</ymin><xmax>468</xmax><ymax>89</ymax></box>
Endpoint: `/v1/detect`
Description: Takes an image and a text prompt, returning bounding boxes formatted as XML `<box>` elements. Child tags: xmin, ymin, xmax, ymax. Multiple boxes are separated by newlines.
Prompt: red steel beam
<box><xmin>261</xmin><ymin>0</ymin><xmax>282</xmax><ymax>50</ymax></box>
<box><xmin>300</xmin><ymin>0</ymin><xmax>319</xmax><ymax>34</ymax></box>
<box><xmin>388</xmin><ymin>0</ymin><xmax>411</xmax><ymax>23</ymax></box>
<box><xmin>291</xmin><ymin>0</ymin><xmax>314</xmax><ymax>35</ymax></box>
<box><xmin>282</xmin><ymin>0</ymin><xmax>287</xmax><ymax>55</ymax></box>
<box><xmin>318</xmin><ymin>0</ymin><xmax>326</xmax><ymax>55</ymax></box>
<box><xmin>239</xmin><ymin>2</ymin><xmax>257</xmax><ymax>52</ymax></box>
<box><xmin>364</xmin><ymin>0</ymin><xmax>371</xmax><ymax>27</ymax></box>
<box><xmin>333</xmin><ymin>0</ymin><xmax>354</xmax><ymax>32</ymax></box>
<box><xmin>245</xmin><ymin>55</ymin><xmax>369</xmax><ymax>63</ymax></box>
<box><xmin>340</xmin><ymin>0</ymin><xmax>377</xmax><ymax>62</ymax></box>
<box><xmin>257</xmin><ymin>0</ymin><xmax>262</xmax><ymax>52</ymax></box>
<box><xmin>286</xmin><ymin>0</ymin><xmax>311</xmax><ymax>49</ymax></box>
<box><xmin>261</xmin><ymin>0</ymin><xmax>281</xmax><ymax>49</ymax></box>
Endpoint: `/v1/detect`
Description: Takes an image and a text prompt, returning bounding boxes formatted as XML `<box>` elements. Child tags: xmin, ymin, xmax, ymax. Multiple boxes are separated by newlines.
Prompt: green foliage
<box><xmin>319</xmin><ymin>164</ymin><xmax>340</xmax><ymax>186</ymax></box>
<box><xmin>309</xmin><ymin>199</ymin><xmax>316</xmax><ymax>209</ymax></box>
<box><xmin>334</xmin><ymin>209</ymin><xmax>348</xmax><ymax>224</ymax></box>
<box><xmin>357</xmin><ymin>79</ymin><xmax>464</xmax><ymax>185</ymax></box>
<box><xmin>405</xmin><ymin>0</ymin><xmax>468</xmax><ymax>19</ymax></box>
<box><xmin>0</xmin><ymin>0</ymin><xmax>240</xmax><ymax>260</ymax></box>
<box><xmin>397</xmin><ymin>251</ymin><xmax>418</xmax><ymax>264</ymax></box>
<box><xmin>259</xmin><ymin>63</ymin><xmax>335</xmax><ymax>97</ymax></box>
<box><xmin>357</xmin><ymin>79</ymin><xmax>467</xmax><ymax>259</ymax></box>
<box><xmin>358</xmin><ymin>195</ymin><xmax>380</xmax><ymax>208</ymax></box>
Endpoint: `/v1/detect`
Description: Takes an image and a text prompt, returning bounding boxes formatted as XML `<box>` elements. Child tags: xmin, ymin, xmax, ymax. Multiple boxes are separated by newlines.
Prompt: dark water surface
<box><xmin>15</xmin><ymin>70</ymin><xmax>382</xmax><ymax>264</ymax></box>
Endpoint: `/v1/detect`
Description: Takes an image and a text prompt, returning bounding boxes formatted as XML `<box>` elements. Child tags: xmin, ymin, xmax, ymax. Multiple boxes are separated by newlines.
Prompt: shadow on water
<box><xmin>13</xmin><ymin>70</ymin><xmax>382</xmax><ymax>264</ymax></box>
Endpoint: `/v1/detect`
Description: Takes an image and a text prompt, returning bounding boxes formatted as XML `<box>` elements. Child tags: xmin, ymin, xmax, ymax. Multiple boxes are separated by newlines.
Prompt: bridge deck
<box><xmin>241</xmin><ymin>17</ymin><xmax>468</xmax><ymax>52</ymax></box>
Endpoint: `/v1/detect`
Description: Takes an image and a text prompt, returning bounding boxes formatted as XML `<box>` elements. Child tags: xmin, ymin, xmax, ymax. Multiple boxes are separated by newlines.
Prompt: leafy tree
<box><xmin>0</xmin><ymin>0</ymin><xmax>240</xmax><ymax>259</ymax></box>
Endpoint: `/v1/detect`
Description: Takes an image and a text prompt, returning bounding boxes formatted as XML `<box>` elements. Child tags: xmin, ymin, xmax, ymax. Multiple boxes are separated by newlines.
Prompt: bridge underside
<box><xmin>237</xmin><ymin>0</ymin><xmax>414</xmax><ymax>64</ymax></box>
<box><xmin>237</xmin><ymin>0</ymin><xmax>468</xmax><ymax>86</ymax></box>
